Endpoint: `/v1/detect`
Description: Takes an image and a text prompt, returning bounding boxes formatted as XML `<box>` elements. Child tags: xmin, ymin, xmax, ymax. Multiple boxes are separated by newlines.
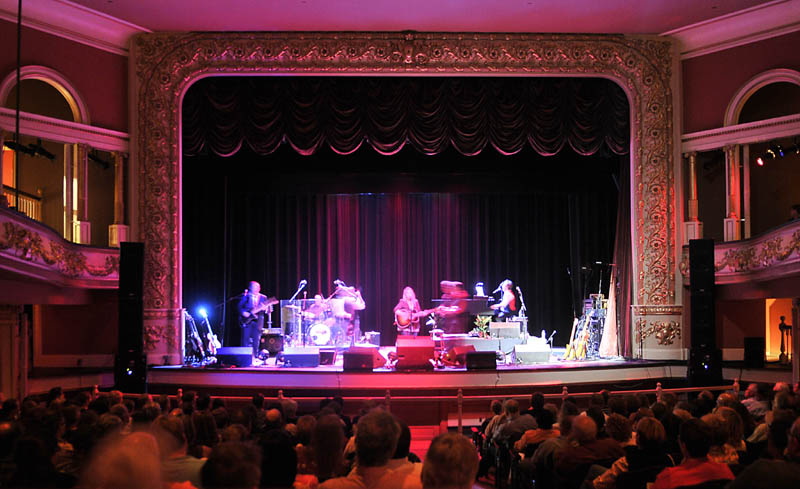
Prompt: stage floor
<box><xmin>149</xmin><ymin>347</ymin><xmax>688</xmax><ymax>397</ymax></box>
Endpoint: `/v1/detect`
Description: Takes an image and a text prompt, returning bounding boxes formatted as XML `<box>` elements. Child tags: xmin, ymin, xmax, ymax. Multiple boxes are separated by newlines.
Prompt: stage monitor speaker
<box><xmin>490</xmin><ymin>322</ymin><xmax>521</xmax><ymax>338</ymax></box>
<box><xmin>281</xmin><ymin>347</ymin><xmax>320</xmax><ymax>368</ymax></box>
<box><xmin>689</xmin><ymin>239</ymin><xmax>716</xmax><ymax>349</ymax></box>
<box><xmin>744</xmin><ymin>337</ymin><xmax>765</xmax><ymax>368</ymax></box>
<box><xmin>261</xmin><ymin>333</ymin><xmax>284</xmax><ymax>355</ymax></box>
<box><xmin>466</xmin><ymin>351</ymin><xmax>497</xmax><ymax>370</ymax></box>
<box><xmin>114</xmin><ymin>352</ymin><xmax>147</xmax><ymax>393</ymax></box>
<box><xmin>343</xmin><ymin>347</ymin><xmax>384</xmax><ymax>371</ymax></box>
<box><xmin>396</xmin><ymin>338</ymin><xmax>435</xmax><ymax>371</ymax></box>
<box><xmin>118</xmin><ymin>242</ymin><xmax>144</xmax><ymax>354</ymax></box>
<box><xmin>216</xmin><ymin>346</ymin><xmax>253</xmax><ymax>367</ymax></box>
<box><xmin>444</xmin><ymin>345</ymin><xmax>476</xmax><ymax>367</ymax></box>
<box><xmin>687</xmin><ymin>347</ymin><xmax>722</xmax><ymax>386</ymax></box>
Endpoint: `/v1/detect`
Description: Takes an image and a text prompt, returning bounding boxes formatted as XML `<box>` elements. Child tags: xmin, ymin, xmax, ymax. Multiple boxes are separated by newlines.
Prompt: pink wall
<box><xmin>682</xmin><ymin>30</ymin><xmax>800</xmax><ymax>133</ymax></box>
<box><xmin>39</xmin><ymin>291</ymin><xmax>118</xmax><ymax>356</ymax></box>
<box><xmin>0</xmin><ymin>19</ymin><xmax>128</xmax><ymax>132</ymax></box>
<box><xmin>716</xmin><ymin>299</ymin><xmax>764</xmax><ymax>349</ymax></box>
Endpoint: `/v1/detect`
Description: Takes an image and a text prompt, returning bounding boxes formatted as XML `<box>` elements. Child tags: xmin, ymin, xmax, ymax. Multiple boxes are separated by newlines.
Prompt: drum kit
<box><xmin>282</xmin><ymin>296</ymin><xmax>349</xmax><ymax>347</ymax></box>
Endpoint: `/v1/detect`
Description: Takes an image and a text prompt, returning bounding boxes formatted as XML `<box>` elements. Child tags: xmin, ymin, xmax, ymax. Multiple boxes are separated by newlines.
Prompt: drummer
<box><xmin>330</xmin><ymin>285</ymin><xmax>366</xmax><ymax>345</ymax></box>
<box><xmin>303</xmin><ymin>294</ymin><xmax>330</xmax><ymax>321</ymax></box>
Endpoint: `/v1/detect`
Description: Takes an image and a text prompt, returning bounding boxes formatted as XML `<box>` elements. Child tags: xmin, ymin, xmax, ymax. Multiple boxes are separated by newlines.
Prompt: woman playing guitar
<box><xmin>394</xmin><ymin>286</ymin><xmax>436</xmax><ymax>336</ymax></box>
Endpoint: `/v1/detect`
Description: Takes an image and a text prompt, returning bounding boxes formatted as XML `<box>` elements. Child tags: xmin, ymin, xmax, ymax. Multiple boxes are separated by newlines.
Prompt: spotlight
<box><xmin>756</xmin><ymin>157</ymin><xmax>765</xmax><ymax>166</ymax></box>
<box><xmin>766</xmin><ymin>147</ymin><xmax>777</xmax><ymax>159</ymax></box>
<box><xmin>776</xmin><ymin>144</ymin><xmax>784</xmax><ymax>157</ymax></box>
<box><xmin>198</xmin><ymin>307</ymin><xmax>208</xmax><ymax>319</ymax></box>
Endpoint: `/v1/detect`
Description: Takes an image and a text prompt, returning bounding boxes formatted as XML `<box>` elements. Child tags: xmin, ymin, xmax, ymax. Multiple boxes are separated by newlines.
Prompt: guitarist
<box><xmin>237</xmin><ymin>281</ymin><xmax>272</xmax><ymax>360</ymax></box>
<box><xmin>394</xmin><ymin>286</ymin><xmax>424</xmax><ymax>336</ymax></box>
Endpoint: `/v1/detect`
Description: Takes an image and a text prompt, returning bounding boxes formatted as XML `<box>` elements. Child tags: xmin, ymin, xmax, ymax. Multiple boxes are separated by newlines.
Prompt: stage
<box><xmin>149</xmin><ymin>347</ymin><xmax>687</xmax><ymax>397</ymax></box>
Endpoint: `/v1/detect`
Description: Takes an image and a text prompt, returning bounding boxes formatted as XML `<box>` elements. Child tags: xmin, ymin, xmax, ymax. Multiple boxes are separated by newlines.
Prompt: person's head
<box><xmin>680</xmin><ymin>418</ymin><xmax>712</xmax><ymax>459</ymax></box>
<box><xmin>421</xmin><ymin>432</ymin><xmax>478</xmax><ymax>489</ymax></box>
<box><xmin>774</xmin><ymin>382</ymin><xmax>791</xmax><ymax>395</ymax></box>
<box><xmin>661</xmin><ymin>392</ymin><xmax>677</xmax><ymax>411</ymax></box>
<box><xmin>503</xmin><ymin>399</ymin><xmax>520</xmax><ymax>418</ymax></box>
<box><xmin>501</xmin><ymin>279</ymin><xmax>513</xmax><ymax>291</ymax></box>
<box><xmin>604</xmin><ymin>413</ymin><xmax>632</xmax><ymax>444</ymax></box>
<box><xmin>152</xmin><ymin>414</ymin><xmax>187</xmax><ymax>456</ymax></box>
<box><xmin>716</xmin><ymin>392</ymin><xmax>737</xmax><ymax>408</ymax></box>
<box><xmin>46</xmin><ymin>387</ymin><xmax>64</xmax><ymax>406</ymax></box>
<box><xmin>558</xmin><ymin>415</ymin><xmax>574</xmax><ymax>437</ymax></box>
<box><xmin>585</xmin><ymin>406</ymin><xmax>606</xmax><ymax>435</ymax></box>
<box><xmin>766</xmin><ymin>409</ymin><xmax>795</xmax><ymax>459</ymax></box>
<box><xmin>745</xmin><ymin>383</ymin><xmax>758</xmax><ymax>399</ymax></box>
<box><xmin>536</xmin><ymin>406</ymin><xmax>556</xmax><ymax>430</ymax></box>
<box><xmin>790</xmin><ymin>204</ymin><xmax>800</xmax><ymax>220</ymax></box>
<box><xmin>202</xmin><ymin>441</ymin><xmax>261</xmax><ymax>489</ymax></box>
<box><xmin>193</xmin><ymin>411</ymin><xmax>219</xmax><ymax>448</ymax></box>
<box><xmin>355</xmin><ymin>410</ymin><xmax>400</xmax><ymax>467</ymax></box>
<box><xmin>490</xmin><ymin>400</ymin><xmax>503</xmax><ymax>416</ymax></box>
<box><xmin>393</xmin><ymin>418</ymin><xmax>412</xmax><ymax>459</ymax></box>
<box><xmin>312</xmin><ymin>414</ymin><xmax>346</xmax><ymax>480</ymax></box>
<box><xmin>296</xmin><ymin>415</ymin><xmax>316</xmax><ymax>446</ymax></box>
<box><xmin>81</xmin><ymin>431</ymin><xmax>162</xmax><ymax>489</ymax></box>
<box><xmin>402</xmin><ymin>286</ymin><xmax>417</xmax><ymax>302</ymax></box>
<box><xmin>258</xmin><ymin>430</ymin><xmax>296</xmax><ymax>489</ymax></box>
<box><xmin>530</xmin><ymin>392</ymin><xmax>545</xmax><ymax>411</ymax></box>
<box><xmin>788</xmin><ymin>417</ymin><xmax>800</xmax><ymax>462</ymax></box>
<box><xmin>569</xmin><ymin>415</ymin><xmax>597</xmax><ymax>444</ymax></box>
<box><xmin>608</xmin><ymin>396</ymin><xmax>626</xmax><ymax>416</ymax></box>
<box><xmin>701</xmin><ymin>413</ymin><xmax>728</xmax><ymax>448</ymax></box>
<box><xmin>281</xmin><ymin>398</ymin><xmax>298</xmax><ymax>420</ymax></box>
<box><xmin>252</xmin><ymin>393</ymin><xmax>264</xmax><ymax>410</ymax></box>
<box><xmin>715</xmin><ymin>406</ymin><xmax>744</xmax><ymax>445</ymax></box>
<box><xmin>636</xmin><ymin>416</ymin><xmax>666</xmax><ymax>451</ymax></box>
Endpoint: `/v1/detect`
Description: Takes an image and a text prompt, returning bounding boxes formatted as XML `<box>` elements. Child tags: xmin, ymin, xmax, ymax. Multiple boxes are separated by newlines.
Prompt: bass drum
<box><xmin>308</xmin><ymin>322</ymin><xmax>332</xmax><ymax>346</ymax></box>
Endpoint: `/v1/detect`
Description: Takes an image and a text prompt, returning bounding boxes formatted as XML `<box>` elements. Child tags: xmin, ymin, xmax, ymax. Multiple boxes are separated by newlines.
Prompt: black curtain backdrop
<box><xmin>181</xmin><ymin>76</ymin><xmax>630</xmax><ymax>349</ymax></box>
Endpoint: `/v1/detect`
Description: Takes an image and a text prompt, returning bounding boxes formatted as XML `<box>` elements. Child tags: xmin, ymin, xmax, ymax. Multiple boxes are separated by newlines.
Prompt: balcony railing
<box><xmin>2</xmin><ymin>185</ymin><xmax>42</xmax><ymax>222</ymax></box>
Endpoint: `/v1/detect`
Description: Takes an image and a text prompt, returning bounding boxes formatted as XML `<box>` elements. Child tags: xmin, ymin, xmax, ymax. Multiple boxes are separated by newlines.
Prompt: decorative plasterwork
<box><xmin>679</xmin><ymin>219</ymin><xmax>800</xmax><ymax>284</ymax></box>
<box><xmin>0</xmin><ymin>208</ymin><xmax>119</xmax><ymax>287</ymax></box>
<box><xmin>681</xmin><ymin>112</ymin><xmax>800</xmax><ymax>153</ymax></box>
<box><xmin>637</xmin><ymin>318</ymin><xmax>681</xmax><ymax>346</ymax></box>
<box><xmin>132</xmin><ymin>31</ymin><xmax>677</xmax><ymax>354</ymax></box>
<box><xmin>0</xmin><ymin>107</ymin><xmax>129</xmax><ymax>152</ymax></box>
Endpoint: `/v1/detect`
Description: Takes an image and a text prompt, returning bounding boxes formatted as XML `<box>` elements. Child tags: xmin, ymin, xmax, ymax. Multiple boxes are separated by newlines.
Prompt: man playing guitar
<box><xmin>237</xmin><ymin>281</ymin><xmax>277</xmax><ymax>361</ymax></box>
<box><xmin>394</xmin><ymin>286</ymin><xmax>436</xmax><ymax>336</ymax></box>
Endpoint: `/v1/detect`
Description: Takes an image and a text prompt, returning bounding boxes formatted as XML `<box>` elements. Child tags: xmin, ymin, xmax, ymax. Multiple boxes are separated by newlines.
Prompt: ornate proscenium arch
<box><xmin>131</xmin><ymin>32</ymin><xmax>679</xmax><ymax>363</ymax></box>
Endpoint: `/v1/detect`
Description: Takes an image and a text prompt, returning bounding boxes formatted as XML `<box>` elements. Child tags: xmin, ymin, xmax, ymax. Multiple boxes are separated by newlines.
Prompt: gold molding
<box><xmin>132</xmin><ymin>31</ymin><xmax>676</xmax><ymax>353</ymax></box>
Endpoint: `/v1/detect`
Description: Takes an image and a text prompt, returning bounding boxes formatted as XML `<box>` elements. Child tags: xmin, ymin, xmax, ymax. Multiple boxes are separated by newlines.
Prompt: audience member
<box><xmin>651</xmin><ymin>418</ymin><xmax>734</xmax><ymax>489</ymax></box>
<box><xmin>319</xmin><ymin>409</ymin><xmax>406</xmax><ymax>489</ymax></box>
<box><xmin>421</xmin><ymin>432</ymin><xmax>478</xmax><ymax>489</ymax></box>
<box><xmin>153</xmin><ymin>414</ymin><xmax>206</xmax><ymax>488</ymax></box>
<box><xmin>727</xmin><ymin>416</ymin><xmax>800</xmax><ymax>489</ymax></box>
<box><xmin>201</xmin><ymin>441</ymin><xmax>261</xmax><ymax>489</ymax></box>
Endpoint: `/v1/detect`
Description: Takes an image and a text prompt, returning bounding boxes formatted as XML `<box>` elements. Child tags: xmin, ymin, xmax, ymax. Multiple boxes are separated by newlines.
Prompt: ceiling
<box><xmin>66</xmin><ymin>0</ymin><xmax>773</xmax><ymax>34</ymax></box>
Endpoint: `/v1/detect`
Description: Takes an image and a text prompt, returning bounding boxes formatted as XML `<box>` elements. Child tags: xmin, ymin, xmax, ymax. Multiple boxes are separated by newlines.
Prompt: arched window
<box><xmin>0</xmin><ymin>65</ymin><xmax>90</xmax><ymax>124</ymax></box>
<box><xmin>724</xmin><ymin>68</ymin><xmax>800</xmax><ymax>126</ymax></box>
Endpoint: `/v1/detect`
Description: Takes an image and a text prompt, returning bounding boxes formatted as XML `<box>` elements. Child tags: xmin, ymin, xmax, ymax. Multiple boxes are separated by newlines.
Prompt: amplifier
<box><xmin>490</xmin><ymin>322</ymin><xmax>521</xmax><ymax>338</ymax></box>
<box><xmin>514</xmin><ymin>344</ymin><xmax>551</xmax><ymax>364</ymax></box>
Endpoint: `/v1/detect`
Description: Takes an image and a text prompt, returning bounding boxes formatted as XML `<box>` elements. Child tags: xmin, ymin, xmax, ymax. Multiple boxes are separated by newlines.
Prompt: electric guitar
<box><xmin>239</xmin><ymin>296</ymin><xmax>279</xmax><ymax>326</ymax></box>
<box><xmin>395</xmin><ymin>308</ymin><xmax>438</xmax><ymax>328</ymax></box>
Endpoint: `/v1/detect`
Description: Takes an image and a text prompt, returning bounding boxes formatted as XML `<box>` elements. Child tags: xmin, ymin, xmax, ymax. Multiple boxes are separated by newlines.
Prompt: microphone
<box><xmin>492</xmin><ymin>284</ymin><xmax>503</xmax><ymax>294</ymax></box>
<box><xmin>299</xmin><ymin>279</ymin><xmax>307</xmax><ymax>286</ymax></box>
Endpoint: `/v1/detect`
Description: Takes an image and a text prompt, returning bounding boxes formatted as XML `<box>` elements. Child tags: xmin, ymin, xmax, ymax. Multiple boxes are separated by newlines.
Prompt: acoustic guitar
<box><xmin>239</xmin><ymin>296</ymin><xmax>279</xmax><ymax>326</ymax></box>
<box><xmin>395</xmin><ymin>308</ymin><xmax>438</xmax><ymax>328</ymax></box>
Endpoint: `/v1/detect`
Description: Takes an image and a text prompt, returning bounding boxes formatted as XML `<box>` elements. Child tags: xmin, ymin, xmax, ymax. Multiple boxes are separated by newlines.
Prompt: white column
<box><xmin>63</xmin><ymin>145</ymin><xmax>73</xmax><ymax>241</ymax></box>
<box><xmin>683</xmin><ymin>152</ymin><xmax>703</xmax><ymax>243</ymax></box>
<box><xmin>108</xmin><ymin>151</ymin><xmax>129</xmax><ymax>247</ymax></box>
<box><xmin>72</xmin><ymin>143</ymin><xmax>91</xmax><ymax>244</ymax></box>
<box><xmin>723</xmin><ymin>145</ymin><xmax>741</xmax><ymax>241</ymax></box>
<box><xmin>743</xmin><ymin>144</ymin><xmax>751</xmax><ymax>239</ymax></box>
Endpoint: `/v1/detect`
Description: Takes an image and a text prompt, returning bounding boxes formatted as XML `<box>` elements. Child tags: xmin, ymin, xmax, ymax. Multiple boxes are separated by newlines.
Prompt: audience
<box><xmin>2</xmin><ymin>382</ymin><xmax>799</xmax><ymax>489</ymax></box>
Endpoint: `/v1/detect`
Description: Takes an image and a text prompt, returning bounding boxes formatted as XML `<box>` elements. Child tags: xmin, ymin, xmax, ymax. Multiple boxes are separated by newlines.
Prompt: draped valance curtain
<box><xmin>182</xmin><ymin>76</ymin><xmax>630</xmax><ymax>158</ymax></box>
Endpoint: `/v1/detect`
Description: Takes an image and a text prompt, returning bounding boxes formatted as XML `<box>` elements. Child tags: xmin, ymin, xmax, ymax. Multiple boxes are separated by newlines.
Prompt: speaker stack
<box><xmin>687</xmin><ymin>239</ymin><xmax>722</xmax><ymax>386</ymax></box>
<box><xmin>115</xmin><ymin>242</ymin><xmax>147</xmax><ymax>393</ymax></box>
